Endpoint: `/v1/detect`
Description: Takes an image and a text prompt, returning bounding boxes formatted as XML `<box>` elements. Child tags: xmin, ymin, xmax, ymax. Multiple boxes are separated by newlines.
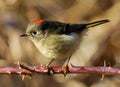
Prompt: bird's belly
<box><xmin>35</xmin><ymin>33</ymin><xmax>79</xmax><ymax>60</ymax></box>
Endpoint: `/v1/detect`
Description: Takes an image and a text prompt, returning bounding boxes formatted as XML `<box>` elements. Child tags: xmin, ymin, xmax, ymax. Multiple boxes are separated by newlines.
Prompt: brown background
<box><xmin>0</xmin><ymin>0</ymin><xmax>120</xmax><ymax>87</ymax></box>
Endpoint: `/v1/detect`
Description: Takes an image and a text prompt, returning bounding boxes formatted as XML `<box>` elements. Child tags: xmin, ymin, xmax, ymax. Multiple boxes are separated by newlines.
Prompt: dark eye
<box><xmin>31</xmin><ymin>31</ymin><xmax>37</xmax><ymax>35</ymax></box>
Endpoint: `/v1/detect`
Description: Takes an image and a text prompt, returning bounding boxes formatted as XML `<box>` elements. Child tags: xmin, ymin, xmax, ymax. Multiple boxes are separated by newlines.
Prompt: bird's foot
<box><xmin>45</xmin><ymin>59</ymin><xmax>55</xmax><ymax>75</ymax></box>
<box><xmin>62</xmin><ymin>57</ymin><xmax>71</xmax><ymax>76</ymax></box>
<box><xmin>62</xmin><ymin>63</ymin><xmax>69</xmax><ymax>77</ymax></box>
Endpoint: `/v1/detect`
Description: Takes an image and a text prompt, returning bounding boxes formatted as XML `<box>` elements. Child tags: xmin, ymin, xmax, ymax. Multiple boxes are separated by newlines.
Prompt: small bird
<box><xmin>21</xmin><ymin>19</ymin><xmax>109</xmax><ymax>72</ymax></box>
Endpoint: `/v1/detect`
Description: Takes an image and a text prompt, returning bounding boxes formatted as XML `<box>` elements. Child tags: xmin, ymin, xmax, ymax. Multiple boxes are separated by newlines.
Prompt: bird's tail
<box><xmin>85</xmin><ymin>19</ymin><xmax>110</xmax><ymax>28</ymax></box>
<box><xmin>65</xmin><ymin>19</ymin><xmax>110</xmax><ymax>34</ymax></box>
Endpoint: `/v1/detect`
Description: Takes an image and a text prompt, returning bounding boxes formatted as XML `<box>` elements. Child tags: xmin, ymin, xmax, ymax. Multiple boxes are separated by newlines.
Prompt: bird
<box><xmin>20</xmin><ymin>19</ymin><xmax>110</xmax><ymax>75</ymax></box>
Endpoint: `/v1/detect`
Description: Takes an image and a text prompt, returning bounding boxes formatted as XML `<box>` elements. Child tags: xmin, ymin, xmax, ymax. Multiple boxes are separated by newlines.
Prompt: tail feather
<box><xmin>65</xmin><ymin>19</ymin><xmax>110</xmax><ymax>34</ymax></box>
<box><xmin>86</xmin><ymin>19</ymin><xmax>110</xmax><ymax>28</ymax></box>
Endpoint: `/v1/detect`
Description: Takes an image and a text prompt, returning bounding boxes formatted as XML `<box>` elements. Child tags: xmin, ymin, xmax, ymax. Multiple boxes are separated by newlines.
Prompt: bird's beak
<box><xmin>20</xmin><ymin>34</ymin><xmax>29</xmax><ymax>37</ymax></box>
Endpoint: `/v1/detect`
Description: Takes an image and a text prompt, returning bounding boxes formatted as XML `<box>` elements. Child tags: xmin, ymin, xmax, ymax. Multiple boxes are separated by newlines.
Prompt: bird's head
<box><xmin>20</xmin><ymin>19</ymin><xmax>47</xmax><ymax>41</ymax></box>
<box><xmin>20</xmin><ymin>19</ymin><xmax>67</xmax><ymax>42</ymax></box>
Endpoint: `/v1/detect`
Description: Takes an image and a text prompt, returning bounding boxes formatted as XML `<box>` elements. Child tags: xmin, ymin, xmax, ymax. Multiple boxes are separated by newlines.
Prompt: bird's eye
<box><xmin>31</xmin><ymin>31</ymin><xmax>37</xmax><ymax>35</ymax></box>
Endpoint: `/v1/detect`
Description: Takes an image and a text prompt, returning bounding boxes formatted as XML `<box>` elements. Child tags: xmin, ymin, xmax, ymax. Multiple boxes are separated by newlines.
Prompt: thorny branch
<box><xmin>0</xmin><ymin>64</ymin><xmax>120</xmax><ymax>78</ymax></box>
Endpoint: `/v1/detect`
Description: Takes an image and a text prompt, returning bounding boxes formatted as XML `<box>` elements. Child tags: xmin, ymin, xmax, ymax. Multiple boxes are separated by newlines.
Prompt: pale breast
<box><xmin>34</xmin><ymin>33</ymin><xmax>80</xmax><ymax>60</ymax></box>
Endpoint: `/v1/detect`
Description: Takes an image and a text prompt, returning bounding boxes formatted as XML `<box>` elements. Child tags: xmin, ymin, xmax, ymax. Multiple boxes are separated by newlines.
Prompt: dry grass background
<box><xmin>0</xmin><ymin>0</ymin><xmax>120</xmax><ymax>87</ymax></box>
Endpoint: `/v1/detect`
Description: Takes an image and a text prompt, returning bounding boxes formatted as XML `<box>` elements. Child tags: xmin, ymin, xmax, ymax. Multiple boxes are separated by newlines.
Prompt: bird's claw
<box><xmin>62</xmin><ymin>57</ymin><xmax>71</xmax><ymax>76</ymax></box>
<box><xmin>62</xmin><ymin>64</ymin><xmax>69</xmax><ymax>76</ymax></box>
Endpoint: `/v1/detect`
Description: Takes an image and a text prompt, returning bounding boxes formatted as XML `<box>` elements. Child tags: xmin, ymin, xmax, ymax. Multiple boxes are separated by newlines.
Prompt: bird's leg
<box><xmin>62</xmin><ymin>56</ymin><xmax>71</xmax><ymax>76</ymax></box>
<box><xmin>45</xmin><ymin>58</ymin><xmax>55</xmax><ymax>69</ymax></box>
<box><xmin>45</xmin><ymin>59</ymin><xmax>56</xmax><ymax>75</ymax></box>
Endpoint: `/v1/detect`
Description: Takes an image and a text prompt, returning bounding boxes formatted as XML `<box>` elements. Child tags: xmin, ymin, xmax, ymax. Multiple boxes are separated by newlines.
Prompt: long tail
<box><xmin>85</xmin><ymin>19</ymin><xmax>110</xmax><ymax>28</ymax></box>
<box><xmin>65</xmin><ymin>19</ymin><xmax>110</xmax><ymax>34</ymax></box>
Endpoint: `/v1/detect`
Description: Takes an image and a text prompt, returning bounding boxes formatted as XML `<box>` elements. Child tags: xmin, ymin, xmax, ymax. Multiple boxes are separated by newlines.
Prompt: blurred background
<box><xmin>0</xmin><ymin>0</ymin><xmax>120</xmax><ymax>87</ymax></box>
